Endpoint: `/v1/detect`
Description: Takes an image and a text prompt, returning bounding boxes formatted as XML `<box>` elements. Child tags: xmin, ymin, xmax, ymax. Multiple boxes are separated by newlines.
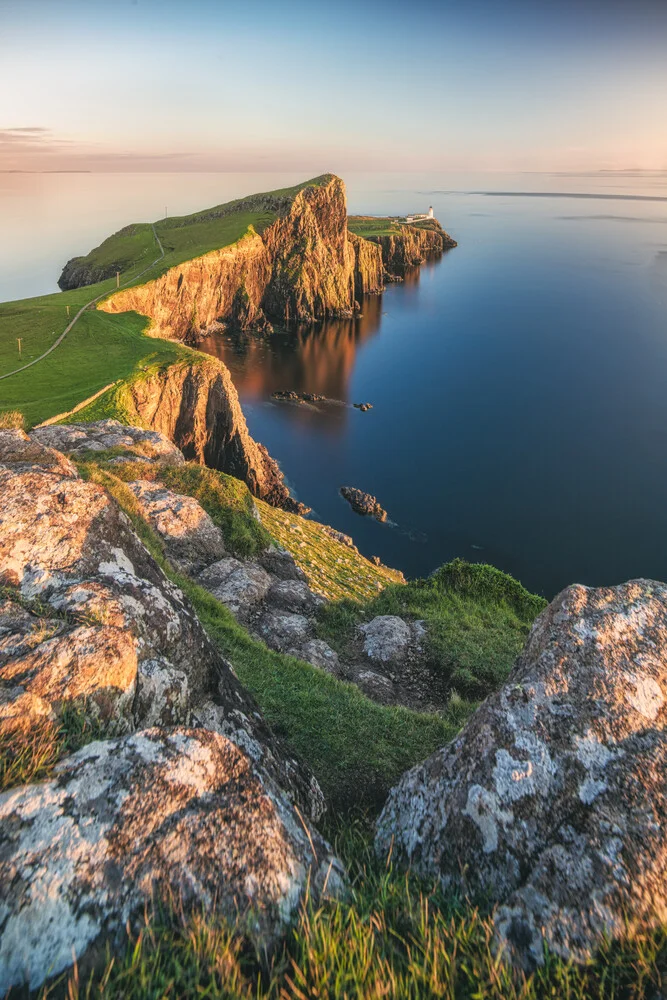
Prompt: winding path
<box><xmin>0</xmin><ymin>225</ymin><xmax>165</xmax><ymax>382</ymax></box>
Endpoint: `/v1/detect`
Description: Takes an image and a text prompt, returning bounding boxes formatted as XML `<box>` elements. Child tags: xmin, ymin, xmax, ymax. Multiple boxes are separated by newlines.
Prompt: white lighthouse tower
<box><xmin>428</xmin><ymin>206</ymin><xmax>434</xmax><ymax>219</ymax></box>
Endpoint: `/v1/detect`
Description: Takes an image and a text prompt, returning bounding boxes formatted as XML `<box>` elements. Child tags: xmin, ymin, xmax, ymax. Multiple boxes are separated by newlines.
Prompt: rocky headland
<box><xmin>2</xmin><ymin>422</ymin><xmax>667</xmax><ymax>992</ymax></box>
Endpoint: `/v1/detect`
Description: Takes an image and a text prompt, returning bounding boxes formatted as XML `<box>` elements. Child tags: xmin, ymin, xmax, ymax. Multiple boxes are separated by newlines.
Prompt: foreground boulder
<box><xmin>31</xmin><ymin>419</ymin><xmax>185</xmax><ymax>465</ymax></box>
<box><xmin>376</xmin><ymin>579</ymin><xmax>667</xmax><ymax>968</ymax></box>
<box><xmin>0</xmin><ymin>430</ymin><xmax>324</xmax><ymax>820</ymax></box>
<box><xmin>0</xmin><ymin>727</ymin><xmax>345</xmax><ymax>995</ymax></box>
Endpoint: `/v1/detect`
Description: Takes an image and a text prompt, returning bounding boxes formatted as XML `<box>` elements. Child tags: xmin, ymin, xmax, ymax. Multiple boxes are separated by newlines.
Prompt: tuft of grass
<box><xmin>256</xmin><ymin>498</ymin><xmax>404</xmax><ymax>603</ymax></box>
<box><xmin>317</xmin><ymin>558</ymin><xmax>547</xmax><ymax>700</ymax></box>
<box><xmin>0</xmin><ymin>409</ymin><xmax>24</xmax><ymax>429</ymax></box>
<box><xmin>0</xmin><ymin>705</ymin><xmax>104</xmax><ymax>792</ymax></box>
<box><xmin>42</xmin><ymin>815</ymin><xmax>667</xmax><ymax>1000</ymax></box>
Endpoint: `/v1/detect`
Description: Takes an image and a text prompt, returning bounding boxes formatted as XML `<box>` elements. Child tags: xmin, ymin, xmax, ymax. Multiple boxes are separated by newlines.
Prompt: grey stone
<box><xmin>296</xmin><ymin>639</ymin><xmax>341</xmax><ymax>675</ymax></box>
<box><xmin>31</xmin><ymin>420</ymin><xmax>185</xmax><ymax>465</ymax></box>
<box><xmin>259</xmin><ymin>544</ymin><xmax>306</xmax><ymax>581</ymax></box>
<box><xmin>127</xmin><ymin>479</ymin><xmax>226</xmax><ymax>574</ymax></box>
<box><xmin>258</xmin><ymin>610</ymin><xmax>312</xmax><ymax>651</ymax></box>
<box><xmin>359</xmin><ymin>615</ymin><xmax>412</xmax><ymax>663</ymax></box>
<box><xmin>0</xmin><ymin>728</ymin><xmax>345</xmax><ymax>995</ymax></box>
<box><xmin>198</xmin><ymin>557</ymin><xmax>272</xmax><ymax>613</ymax></box>
<box><xmin>376</xmin><ymin>579</ymin><xmax>667</xmax><ymax>969</ymax></box>
<box><xmin>267</xmin><ymin>579</ymin><xmax>322</xmax><ymax>614</ymax></box>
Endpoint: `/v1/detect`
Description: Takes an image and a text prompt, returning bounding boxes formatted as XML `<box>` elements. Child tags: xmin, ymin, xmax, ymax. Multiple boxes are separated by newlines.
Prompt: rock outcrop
<box><xmin>72</xmin><ymin>364</ymin><xmax>308</xmax><ymax>513</ymax></box>
<box><xmin>372</xmin><ymin>221</ymin><xmax>457</xmax><ymax>278</ymax></box>
<box><xmin>376</xmin><ymin>579</ymin><xmax>667</xmax><ymax>969</ymax></box>
<box><xmin>348</xmin><ymin>230</ymin><xmax>384</xmax><ymax>297</ymax></box>
<box><xmin>0</xmin><ymin>428</ymin><xmax>324</xmax><ymax>820</ymax></box>
<box><xmin>99</xmin><ymin>176</ymin><xmax>365</xmax><ymax>337</ymax></box>
<box><xmin>0</xmin><ymin>727</ymin><xmax>344</xmax><ymax>995</ymax></box>
<box><xmin>340</xmin><ymin>486</ymin><xmax>388</xmax><ymax>522</ymax></box>
<box><xmin>96</xmin><ymin>177</ymin><xmax>456</xmax><ymax>344</ymax></box>
<box><xmin>31</xmin><ymin>419</ymin><xmax>185</xmax><ymax>465</ymax></box>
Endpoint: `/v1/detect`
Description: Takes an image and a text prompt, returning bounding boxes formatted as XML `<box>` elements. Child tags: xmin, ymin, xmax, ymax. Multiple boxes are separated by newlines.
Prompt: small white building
<box><xmin>406</xmin><ymin>207</ymin><xmax>434</xmax><ymax>223</ymax></box>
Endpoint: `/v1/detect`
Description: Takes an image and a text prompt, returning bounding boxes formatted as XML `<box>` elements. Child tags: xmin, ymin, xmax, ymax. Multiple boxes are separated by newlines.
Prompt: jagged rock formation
<box><xmin>0</xmin><ymin>428</ymin><xmax>324</xmax><ymax>821</ymax></box>
<box><xmin>348</xmin><ymin>230</ymin><xmax>384</xmax><ymax>297</ymax></box>
<box><xmin>100</xmin><ymin>176</ymin><xmax>363</xmax><ymax>337</ymax></box>
<box><xmin>46</xmin><ymin>365</ymin><xmax>307</xmax><ymax>513</ymax></box>
<box><xmin>371</xmin><ymin>221</ymin><xmax>457</xmax><ymax>278</ymax></box>
<box><xmin>97</xmin><ymin>177</ymin><xmax>456</xmax><ymax>343</ymax></box>
<box><xmin>376</xmin><ymin>579</ymin><xmax>667</xmax><ymax>969</ymax></box>
<box><xmin>340</xmin><ymin>486</ymin><xmax>388</xmax><ymax>522</ymax></box>
<box><xmin>120</xmin><ymin>360</ymin><xmax>308</xmax><ymax>512</ymax></box>
<box><xmin>0</xmin><ymin>728</ymin><xmax>344</xmax><ymax>995</ymax></box>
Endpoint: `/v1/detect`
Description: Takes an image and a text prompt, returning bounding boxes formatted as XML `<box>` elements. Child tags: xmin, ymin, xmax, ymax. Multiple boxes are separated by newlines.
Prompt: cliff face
<box><xmin>100</xmin><ymin>176</ymin><xmax>362</xmax><ymax>338</ymax></box>
<box><xmin>98</xmin><ymin>177</ymin><xmax>457</xmax><ymax>342</ymax></box>
<box><xmin>101</xmin><ymin>232</ymin><xmax>272</xmax><ymax>342</ymax></box>
<box><xmin>348</xmin><ymin>232</ymin><xmax>384</xmax><ymax>297</ymax></box>
<box><xmin>373</xmin><ymin>223</ymin><xmax>457</xmax><ymax>278</ymax></box>
<box><xmin>120</xmin><ymin>357</ymin><xmax>305</xmax><ymax>512</ymax></box>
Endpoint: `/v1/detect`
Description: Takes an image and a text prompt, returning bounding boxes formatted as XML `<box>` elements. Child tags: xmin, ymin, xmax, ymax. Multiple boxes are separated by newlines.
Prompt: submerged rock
<box><xmin>0</xmin><ymin>727</ymin><xmax>345</xmax><ymax>995</ymax></box>
<box><xmin>375</xmin><ymin>579</ymin><xmax>667</xmax><ymax>969</ymax></box>
<box><xmin>272</xmin><ymin>390</ymin><xmax>327</xmax><ymax>403</ymax></box>
<box><xmin>340</xmin><ymin>486</ymin><xmax>388</xmax><ymax>522</ymax></box>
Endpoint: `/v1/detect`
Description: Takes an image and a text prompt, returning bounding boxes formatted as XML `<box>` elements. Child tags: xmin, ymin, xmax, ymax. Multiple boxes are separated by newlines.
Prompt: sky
<box><xmin>1</xmin><ymin>0</ymin><xmax>667</xmax><ymax>173</ymax></box>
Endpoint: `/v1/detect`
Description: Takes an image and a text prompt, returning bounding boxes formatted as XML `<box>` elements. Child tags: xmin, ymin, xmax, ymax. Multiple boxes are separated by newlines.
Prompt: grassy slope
<box><xmin>348</xmin><ymin>215</ymin><xmax>404</xmax><ymax>237</ymax></box>
<box><xmin>0</xmin><ymin>175</ymin><xmax>331</xmax><ymax>425</ymax></box>
<box><xmin>4</xmin><ymin>454</ymin><xmax>663</xmax><ymax>995</ymax></box>
<box><xmin>317</xmin><ymin>559</ymin><xmax>547</xmax><ymax>699</ymax></box>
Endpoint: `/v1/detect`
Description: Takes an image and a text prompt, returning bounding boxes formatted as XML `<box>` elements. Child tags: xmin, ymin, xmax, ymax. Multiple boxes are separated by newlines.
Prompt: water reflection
<box><xmin>197</xmin><ymin>291</ymin><xmax>386</xmax><ymax>432</ymax></box>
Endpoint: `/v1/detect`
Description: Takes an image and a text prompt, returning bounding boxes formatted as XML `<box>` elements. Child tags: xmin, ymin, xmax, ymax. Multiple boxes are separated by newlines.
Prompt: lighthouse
<box><xmin>428</xmin><ymin>206</ymin><xmax>434</xmax><ymax>219</ymax></box>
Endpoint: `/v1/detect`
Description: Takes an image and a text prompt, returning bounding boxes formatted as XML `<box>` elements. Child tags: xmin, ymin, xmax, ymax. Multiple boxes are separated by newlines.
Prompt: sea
<box><xmin>2</xmin><ymin>169</ymin><xmax>666</xmax><ymax>597</ymax></box>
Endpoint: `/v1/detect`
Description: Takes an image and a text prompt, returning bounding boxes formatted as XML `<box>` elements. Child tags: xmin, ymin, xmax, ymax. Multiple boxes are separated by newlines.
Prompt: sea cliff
<box><xmin>97</xmin><ymin>177</ymin><xmax>453</xmax><ymax>342</ymax></box>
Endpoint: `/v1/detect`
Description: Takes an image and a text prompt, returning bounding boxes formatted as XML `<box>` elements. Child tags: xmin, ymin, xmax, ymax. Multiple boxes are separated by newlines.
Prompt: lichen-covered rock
<box><xmin>198</xmin><ymin>557</ymin><xmax>273</xmax><ymax>614</ymax></box>
<box><xmin>31</xmin><ymin>419</ymin><xmax>185</xmax><ymax>464</ymax></box>
<box><xmin>127</xmin><ymin>479</ymin><xmax>226</xmax><ymax>574</ymax></box>
<box><xmin>258</xmin><ymin>610</ymin><xmax>312</xmax><ymax>652</ymax></box>
<box><xmin>266</xmin><ymin>579</ymin><xmax>322</xmax><ymax>614</ymax></box>
<box><xmin>0</xmin><ymin>430</ymin><xmax>325</xmax><ymax>820</ymax></box>
<box><xmin>259</xmin><ymin>544</ymin><xmax>307</xmax><ymax>581</ymax></box>
<box><xmin>359</xmin><ymin>615</ymin><xmax>413</xmax><ymax>663</ymax></box>
<box><xmin>376</xmin><ymin>579</ymin><xmax>667</xmax><ymax>969</ymax></box>
<box><xmin>0</xmin><ymin>727</ymin><xmax>345</xmax><ymax>995</ymax></box>
<box><xmin>295</xmin><ymin>638</ymin><xmax>341</xmax><ymax>675</ymax></box>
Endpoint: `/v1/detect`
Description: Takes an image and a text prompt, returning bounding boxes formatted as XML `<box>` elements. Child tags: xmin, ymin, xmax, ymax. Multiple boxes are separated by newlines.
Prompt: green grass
<box><xmin>0</xmin><ymin>704</ymin><xmax>105</xmax><ymax>792</ymax></box>
<box><xmin>0</xmin><ymin>174</ymin><xmax>334</xmax><ymax>426</ymax></box>
<box><xmin>257</xmin><ymin>499</ymin><xmax>405</xmax><ymax>602</ymax></box>
<box><xmin>41</xmin><ymin>816</ymin><xmax>667</xmax><ymax>999</ymax></box>
<box><xmin>317</xmin><ymin>559</ymin><xmax>547</xmax><ymax>699</ymax></box>
<box><xmin>77</xmin><ymin>462</ymin><xmax>463</xmax><ymax>811</ymax></box>
<box><xmin>348</xmin><ymin>215</ymin><xmax>404</xmax><ymax>238</ymax></box>
<box><xmin>100</xmin><ymin>458</ymin><xmax>273</xmax><ymax>559</ymax></box>
<box><xmin>0</xmin><ymin>306</ymin><xmax>189</xmax><ymax>427</ymax></box>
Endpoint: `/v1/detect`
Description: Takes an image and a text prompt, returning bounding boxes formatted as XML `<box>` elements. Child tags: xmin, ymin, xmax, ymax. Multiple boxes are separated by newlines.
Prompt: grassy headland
<box><xmin>0</xmin><ymin>175</ymin><xmax>332</xmax><ymax>427</ymax></box>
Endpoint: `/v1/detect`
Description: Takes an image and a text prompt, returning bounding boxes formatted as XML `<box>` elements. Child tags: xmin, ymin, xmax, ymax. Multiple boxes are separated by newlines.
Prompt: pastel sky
<box><xmin>2</xmin><ymin>0</ymin><xmax>667</xmax><ymax>172</ymax></box>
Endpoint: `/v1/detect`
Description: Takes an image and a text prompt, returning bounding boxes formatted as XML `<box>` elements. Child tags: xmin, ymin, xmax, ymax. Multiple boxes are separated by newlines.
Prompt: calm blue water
<box><xmin>201</xmin><ymin>178</ymin><xmax>667</xmax><ymax>597</ymax></box>
<box><xmin>3</xmin><ymin>171</ymin><xmax>667</xmax><ymax>597</ymax></box>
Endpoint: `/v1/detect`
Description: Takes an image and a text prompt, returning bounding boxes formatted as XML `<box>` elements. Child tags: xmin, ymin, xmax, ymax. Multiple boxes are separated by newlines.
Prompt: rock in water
<box><xmin>340</xmin><ymin>486</ymin><xmax>388</xmax><ymax>522</ymax></box>
<box><xmin>375</xmin><ymin>579</ymin><xmax>667</xmax><ymax>968</ymax></box>
<box><xmin>0</xmin><ymin>727</ymin><xmax>345</xmax><ymax>995</ymax></box>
